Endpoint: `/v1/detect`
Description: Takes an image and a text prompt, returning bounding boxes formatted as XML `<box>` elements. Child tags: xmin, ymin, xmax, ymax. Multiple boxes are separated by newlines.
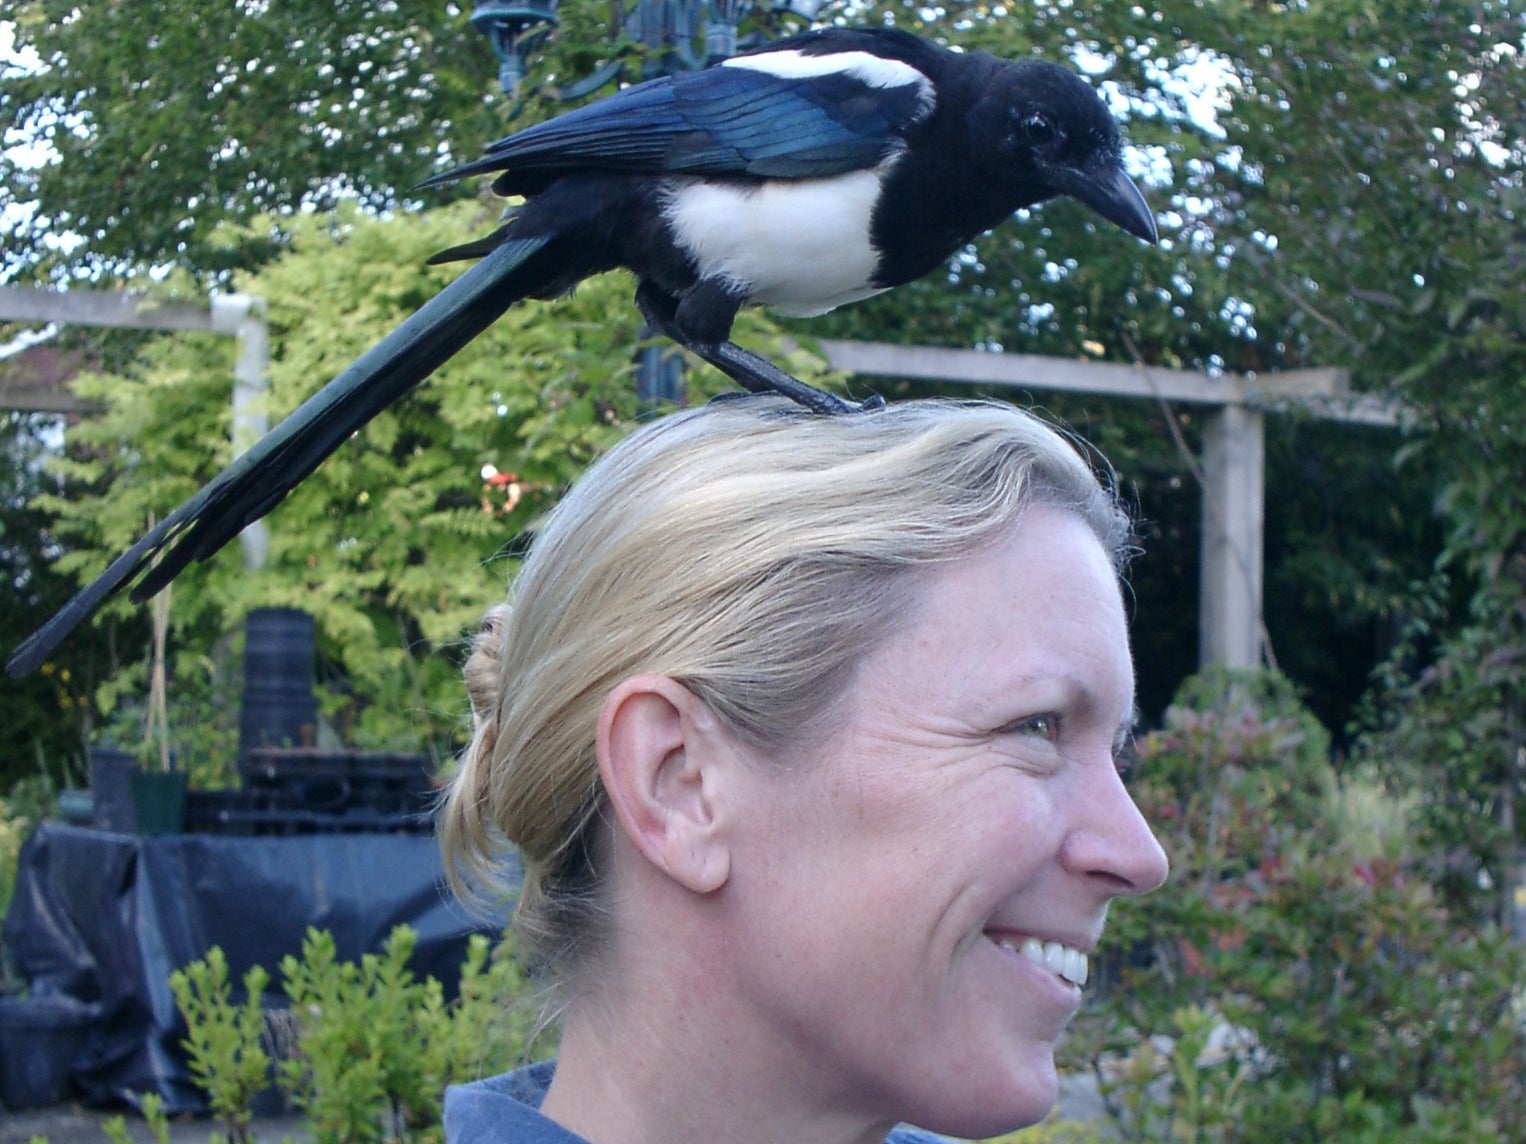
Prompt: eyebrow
<box><xmin>1005</xmin><ymin>673</ymin><xmax>1138</xmax><ymax>745</ymax></box>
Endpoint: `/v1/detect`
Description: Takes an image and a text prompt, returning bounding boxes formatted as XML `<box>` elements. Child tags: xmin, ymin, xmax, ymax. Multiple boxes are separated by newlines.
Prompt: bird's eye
<box><xmin>1022</xmin><ymin>113</ymin><xmax>1057</xmax><ymax>145</ymax></box>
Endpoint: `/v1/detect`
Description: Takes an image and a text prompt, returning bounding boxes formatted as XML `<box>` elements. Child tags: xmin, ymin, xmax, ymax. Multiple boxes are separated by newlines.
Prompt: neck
<box><xmin>538</xmin><ymin>936</ymin><xmax>897</xmax><ymax>1144</ymax></box>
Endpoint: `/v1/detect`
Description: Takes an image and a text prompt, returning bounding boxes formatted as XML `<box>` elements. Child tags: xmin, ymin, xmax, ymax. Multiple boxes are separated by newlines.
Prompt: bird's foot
<box><xmin>698</xmin><ymin>340</ymin><xmax>883</xmax><ymax>416</ymax></box>
<box><xmin>634</xmin><ymin>285</ymin><xmax>880</xmax><ymax>415</ymax></box>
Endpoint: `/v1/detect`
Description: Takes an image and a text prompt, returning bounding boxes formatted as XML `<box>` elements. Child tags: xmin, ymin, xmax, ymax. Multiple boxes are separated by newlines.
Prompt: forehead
<box><xmin>858</xmin><ymin>507</ymin><xmax>1132</xmax><ymax>721</ymax></box>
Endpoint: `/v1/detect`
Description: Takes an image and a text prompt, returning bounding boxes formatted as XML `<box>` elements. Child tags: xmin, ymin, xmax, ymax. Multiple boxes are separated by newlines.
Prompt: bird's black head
<box><xmin>973</xmin><ymin>59</ymin><xmax>1157</xmax><ymax>244</ymax></box>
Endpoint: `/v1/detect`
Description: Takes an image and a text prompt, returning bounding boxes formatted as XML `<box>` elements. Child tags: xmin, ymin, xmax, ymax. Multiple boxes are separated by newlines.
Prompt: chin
<box><xmin>908</xmin><ymin>1053</ymin><xmax>1061</xmax><ymax>1140</ymax></box>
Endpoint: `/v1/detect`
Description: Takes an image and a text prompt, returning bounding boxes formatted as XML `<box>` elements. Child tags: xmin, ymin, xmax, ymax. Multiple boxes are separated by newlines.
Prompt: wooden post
<box><xmin>815</xmin><ymin>340</ymin><xmax>1366</xmax><ymax>671</ymax></box>
<box><xmin>211</xmin><ymin>294</ymin><xmax>271</xmax><ymax>570</ymax></box>
<box><xmin>1199</xmin><ymin>404</ymin><xmax>1266</xmax><ymax>668</ymax></box>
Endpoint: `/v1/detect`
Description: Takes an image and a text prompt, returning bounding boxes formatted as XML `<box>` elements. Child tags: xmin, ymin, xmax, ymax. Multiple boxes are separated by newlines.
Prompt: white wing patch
<box><xmin>722</xmin><ymin>49</ymin><xmax>936</xmax><ymax>119</ymax></box>
<box><xmin>662</xmin><ymin>170</ymin><xmax>892</xmax><ymax>317</ymax></box>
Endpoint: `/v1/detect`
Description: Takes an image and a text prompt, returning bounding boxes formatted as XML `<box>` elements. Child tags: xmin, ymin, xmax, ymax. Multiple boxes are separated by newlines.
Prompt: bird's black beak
<box><xmin>1061</xmin><ymin>163</ymin><xmax>1158</xmax><ymax>245</ymax></box>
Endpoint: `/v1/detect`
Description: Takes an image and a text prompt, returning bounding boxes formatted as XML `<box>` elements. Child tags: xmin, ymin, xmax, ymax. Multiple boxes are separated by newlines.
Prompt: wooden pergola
<box><xmin>0</xmin><ymin>286</ymin><xmax>273</xmax><ymax>569</ymax></box>
<box><xmin>1</xmin><ymin>285</ymin><xmax>1396</xmax><ymax>668</ymax></box>
<box><xmin>816</xmin><ymin>339</ymin><xmax>1398</xmax><ymax>668</ymax></box>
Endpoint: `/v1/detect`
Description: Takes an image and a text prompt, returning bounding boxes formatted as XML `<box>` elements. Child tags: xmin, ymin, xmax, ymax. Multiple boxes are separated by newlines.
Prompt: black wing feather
<box><xmin>420</xmin><ymin>63</ymin><xmax>928</xmax><ymax>190</ymax></box>
<box><xmin>4</xmin><ymin>236</ymin><xmax>549</xmax><ymax>678</ymax></box>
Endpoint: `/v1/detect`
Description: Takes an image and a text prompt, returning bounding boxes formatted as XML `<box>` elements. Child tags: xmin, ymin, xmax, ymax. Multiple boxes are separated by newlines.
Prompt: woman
<box><xmin>439</xmin><ymin>397</ymin><xmax>1168</xmax><ymax>1144</ymax></box>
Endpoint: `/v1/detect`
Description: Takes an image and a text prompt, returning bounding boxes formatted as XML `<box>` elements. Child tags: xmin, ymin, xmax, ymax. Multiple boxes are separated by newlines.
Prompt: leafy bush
<box><xmin>170</xmin><ymin>925</ymin><xmax>545</xmax><ymax>1144</ymax></box>
<box><xmin>0</xmin><ymin>795</ymin><xmax>29</xmax><ymax>922</ymax></box>
<box><xmin>170</xmin><ymin>948</ymin><xmax>272</xmax><ymax>1144</ymax></box>
<box><xmin>1355</xmin><ymin>552</ymin><xmax>1526</xmax><ymax>925</ymax></box>
<box><xmin>1064</xmin><ymin>667</ymin><xmax>1526</xmax><ymax>1142</ymax></box>
<box><xmin>984</xmin><ymin>1116</ymin><xmax>1112</xmax><ymax>1143</ymax></box>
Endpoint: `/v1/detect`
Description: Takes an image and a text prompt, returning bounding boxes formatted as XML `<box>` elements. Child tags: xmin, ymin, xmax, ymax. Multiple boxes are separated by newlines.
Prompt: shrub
<box><xmin>0</xmin><ymin>796</ymin><xmax>29</xmax><ymax>921</ymax></box>
<box><xmin>1064</xmin><ymin>667</ymin><xmax>1526</xmax><ymax>1142</ymax></box>
<box><xmin>170</xmin><ymin>925</ymin><xmax>544</xmax><ymax>1144</ymax></box>
<box><xmin>169</xmin><ymin>948</ymin><xmax>271</xmax><ymax>1144</ymax></box>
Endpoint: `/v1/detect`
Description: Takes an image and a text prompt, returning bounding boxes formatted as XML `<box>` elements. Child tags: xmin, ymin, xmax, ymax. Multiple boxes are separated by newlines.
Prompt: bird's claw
<box><xmin>636</xmin><ymin>290</ymin><xmax>880</xmax><ymax>415</ymax></box>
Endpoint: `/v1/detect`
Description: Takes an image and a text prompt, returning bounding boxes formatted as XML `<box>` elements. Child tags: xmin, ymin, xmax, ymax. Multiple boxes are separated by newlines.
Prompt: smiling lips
<box><xmin>993</xmin><ymin>935</ymin><xmax>1090</xmax><ymax>987</ymax></box>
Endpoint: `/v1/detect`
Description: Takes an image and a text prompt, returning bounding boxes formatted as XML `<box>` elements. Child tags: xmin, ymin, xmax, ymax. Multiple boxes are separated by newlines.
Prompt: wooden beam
<box><xmin>0</xmin><ymin>284</ymin><xmax>215</xmax><ymax>332</ymax></box>
<box><xmin>0</xmin><ymin>387</ymin><xmax>95</xmax><ymax>414</ymax></box>
<box><xmin>0</xmin><ymin>345</ymin><xmax>99</xmax><ymax>414</ymax></box>
<box><xmin>1</xmin><ymin>291</ymin><xmax>1384</xmax><ymax>673</ymax></box>
<box><xmin>818</xmin><ymin>338</ymin><xmax>1351</xmax><ymax>407</ymax></box>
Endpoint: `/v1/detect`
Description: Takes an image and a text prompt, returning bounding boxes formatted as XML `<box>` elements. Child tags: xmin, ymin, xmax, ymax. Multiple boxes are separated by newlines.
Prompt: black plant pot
<box><xmin>88</xmin><ymin>744</ymin><xmax>138</xmax><ymax>833</ymax></box>
<box><xmin>130</xmin><ymin>770</ymin><xmax>187</xmax><ymax>836</ymax></box>
<box><xmin>239</xmin><ymin>608</ymin><xmax>318</xmax><ymax>763</ymax></box>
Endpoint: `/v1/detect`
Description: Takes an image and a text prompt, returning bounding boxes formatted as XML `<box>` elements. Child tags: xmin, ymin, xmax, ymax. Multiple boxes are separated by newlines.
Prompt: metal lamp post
<box><xmin>470</xmin><ymin>1</ymin><xmax>562</xmax><ymax>95</ymax></box>
<box><xmin>471</xmin><ymin>0</ymin><xmax>827</xmax><ymax>94</ymax></box>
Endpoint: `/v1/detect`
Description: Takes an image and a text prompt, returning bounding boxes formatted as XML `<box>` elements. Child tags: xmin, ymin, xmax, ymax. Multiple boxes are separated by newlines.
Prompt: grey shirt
<box><xmin>444</xmin><ymin>1060</ymin><xmax>954</xmax><ymax>1144</ymax></box>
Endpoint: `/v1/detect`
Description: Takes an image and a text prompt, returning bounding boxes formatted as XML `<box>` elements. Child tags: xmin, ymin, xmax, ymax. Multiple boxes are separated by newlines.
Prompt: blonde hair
<box><xmin>440</xmin><ymin>396</ymin><xmax>1129</xmax><ymax>978</ymax></box>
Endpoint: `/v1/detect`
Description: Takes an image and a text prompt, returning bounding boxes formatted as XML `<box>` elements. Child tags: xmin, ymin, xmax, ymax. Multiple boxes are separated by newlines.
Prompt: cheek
<box><xmin>958</xmin><ymin>772</ymin><xmax>1064</xmax><ymax>863</ymax></box>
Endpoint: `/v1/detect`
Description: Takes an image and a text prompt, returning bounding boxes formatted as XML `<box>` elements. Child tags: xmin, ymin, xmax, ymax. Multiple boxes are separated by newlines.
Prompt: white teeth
<box><xmin>999</xmin><ymin>936</ymin><xmax>1089</xmax><ymax>987</ymax></box>
<box><xmin>1065</xmin><ymin>947</ymin><xmax>1089</xmax><ymax>987</ymax></box>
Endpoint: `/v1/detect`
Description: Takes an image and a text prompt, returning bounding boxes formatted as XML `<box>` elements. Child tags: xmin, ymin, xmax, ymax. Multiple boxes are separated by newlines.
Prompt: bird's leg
<box><xmin>692</xmin><ymin>340</ymin><xmax>885</xmax><ymax>416</ymax></box>
<box><xmin>634</xmin><ymin>283</ymin><xmax>882</xmax><ymax>416</ymax></box>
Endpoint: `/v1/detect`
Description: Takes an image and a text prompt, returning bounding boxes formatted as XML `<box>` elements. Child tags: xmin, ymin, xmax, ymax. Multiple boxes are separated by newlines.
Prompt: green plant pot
<box><xmin>130</xmin><ymin>770</ymin><xmax>188</xmax><ymax>836</ymax></box>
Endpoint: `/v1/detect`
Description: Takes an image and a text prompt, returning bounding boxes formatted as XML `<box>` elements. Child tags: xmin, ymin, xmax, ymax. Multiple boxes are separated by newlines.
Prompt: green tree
<box><xmin>1180</xmin><ymin>0</ymin><xmax>1526</xmax><ymax>908</ymax></box>
<box><xmin>0</xmin><ymin>410</ymin><xmax>128</xmax><ymax>786</ymax></box>
<box><xmin>1</xmin><ymin>0</ymin><xmax>501</xmax><ymax>280</ymax></box>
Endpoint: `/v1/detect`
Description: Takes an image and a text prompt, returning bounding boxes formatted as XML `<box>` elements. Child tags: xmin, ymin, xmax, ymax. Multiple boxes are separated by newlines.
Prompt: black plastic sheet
<box><xmin>2</xmin><ymin>823</ymin><xmax>512</xmax><ymax>1113</ymax></box>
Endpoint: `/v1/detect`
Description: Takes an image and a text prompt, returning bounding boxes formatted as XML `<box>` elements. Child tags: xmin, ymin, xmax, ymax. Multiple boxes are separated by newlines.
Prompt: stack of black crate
<box><xmin>183</xmin><ymin>609</ymin><xmax>436</xmax><ymax>835</ymax></box>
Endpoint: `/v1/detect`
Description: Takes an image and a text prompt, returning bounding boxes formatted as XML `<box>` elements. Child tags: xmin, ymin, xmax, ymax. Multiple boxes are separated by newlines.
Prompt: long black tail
<box><xmin>7</xmin><ymin>235</ymin><xmax>550</xmax><ymax>677</ymax></box>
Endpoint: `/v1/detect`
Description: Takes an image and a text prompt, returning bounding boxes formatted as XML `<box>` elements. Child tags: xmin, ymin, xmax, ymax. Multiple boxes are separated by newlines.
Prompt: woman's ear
<box><xmin>596</xmin><ymin>675</ymin><xmax>734</xmax><ymax>894</ymax></box>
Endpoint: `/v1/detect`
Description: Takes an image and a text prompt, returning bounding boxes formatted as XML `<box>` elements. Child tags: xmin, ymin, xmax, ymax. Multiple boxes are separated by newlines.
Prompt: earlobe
<box><xmin>596</xmin><ymin>675</ymin><xmax>733</xmax><ymax>895</ymax></box>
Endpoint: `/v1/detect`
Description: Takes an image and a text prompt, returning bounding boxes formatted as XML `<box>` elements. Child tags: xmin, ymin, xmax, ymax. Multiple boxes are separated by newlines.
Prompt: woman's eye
<box><xmin>1005</xmin><ymin>712</ymin><xmax>1061</xmax><ymax>741</ymax></box>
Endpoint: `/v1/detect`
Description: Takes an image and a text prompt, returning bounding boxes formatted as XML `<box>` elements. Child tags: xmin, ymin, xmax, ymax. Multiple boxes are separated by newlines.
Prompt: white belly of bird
<box><xmin>661</xmin><ymin>171</ymin><xmax>890</xmax><ymax>317</ymax></box>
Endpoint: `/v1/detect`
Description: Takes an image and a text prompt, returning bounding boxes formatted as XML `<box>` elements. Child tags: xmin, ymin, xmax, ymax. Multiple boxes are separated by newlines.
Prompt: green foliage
<box><xmin>278</xmin><ymin>927</ymin><xmax>438</xmax><ymax>1142</ymax></box>
<box><xmin>90</xmin><ymin>634</ymin><xmax>244</xmax><ymax>790</ymax></box>
<box><xmin>170</xmin><ymin>947</ymin><xmax>274</xmax><ymax>1144</ymax></box>
<box><xmin>99</xmin><ymin>1093</ymin><xmax>170</xmax><ymax>1144</ymax></box>
<box><xmin>310</xmin><ymin>926</ymin><xmax>534</xmax><ymax>1141</ymax></box>
<box><xmin>169</xmin><ymin>926</ymin><xmax>543</xmax><ymax>1144</ymax></box>
<box><xmin>1355</xmin><ymin>549</ymin><xmax>1526</xmax><ymax>922</ymax></box>
<box><xmin>1065</xmin><ymin>668</ymin><xmax>1526</xmax><ymax>1142</ymax></box>
<box><xmin>0</xmin><ymin>412</ymin><xmax>122</xmax><ymax>792</ymax></box>
<box><xmin>0</xmin><ymin>795</ymin><xmax>26</xmax><ymax>919</ymax></box>
<box><xmin>427</xmin><ymin>931</ymin><xmax>550</xmax><ymax>1086</ymax></box>
<box><xmin>0</xmin><ymin>0</ymin><xmax>504</xmax><ymax>281</ymax></box>
<box><xmin>26</xmin><ymin>199</ymin><xmax>840</xmax><ymax>772</ymax></box>
<box><xmin>982</xmin><ymin>1116</ymin><xmax>1112</xmax><ymax>1143</ymax></box>
<box><xmin>138</xmin><ymin>1094</ymin><xmax>173</xmax><ymax>1144</ymax></box>
<box><xmin>0</xmin><ymin>747</ymin><xmax>88</xmax><ymax>914</ymax></box>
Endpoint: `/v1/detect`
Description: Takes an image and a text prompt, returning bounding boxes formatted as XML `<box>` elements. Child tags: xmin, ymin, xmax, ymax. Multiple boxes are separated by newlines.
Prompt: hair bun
<box><xmin>464</xmin><ymin>603</ymin><xmax>511</xmax><ymax>728</ymax></box>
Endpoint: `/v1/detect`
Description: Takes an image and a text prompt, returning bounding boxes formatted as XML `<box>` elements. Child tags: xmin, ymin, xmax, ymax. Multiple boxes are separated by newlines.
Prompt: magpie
<box><xmin>7</xmin><ymin>25</ymin><xmax>1156</xmax><ymax>676</ymax></box>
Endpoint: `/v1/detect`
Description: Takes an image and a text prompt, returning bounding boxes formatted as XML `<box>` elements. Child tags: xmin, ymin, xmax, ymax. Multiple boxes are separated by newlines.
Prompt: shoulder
<box><xmin>886</xmin><ymin>1126</ymin><xmax>961</xmax><ymax>1144</ymax></box>
<box><xmin>445</xmin><ymin>1061</ymin><xmax>587</xmax><ymax>1144</ymax></box>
